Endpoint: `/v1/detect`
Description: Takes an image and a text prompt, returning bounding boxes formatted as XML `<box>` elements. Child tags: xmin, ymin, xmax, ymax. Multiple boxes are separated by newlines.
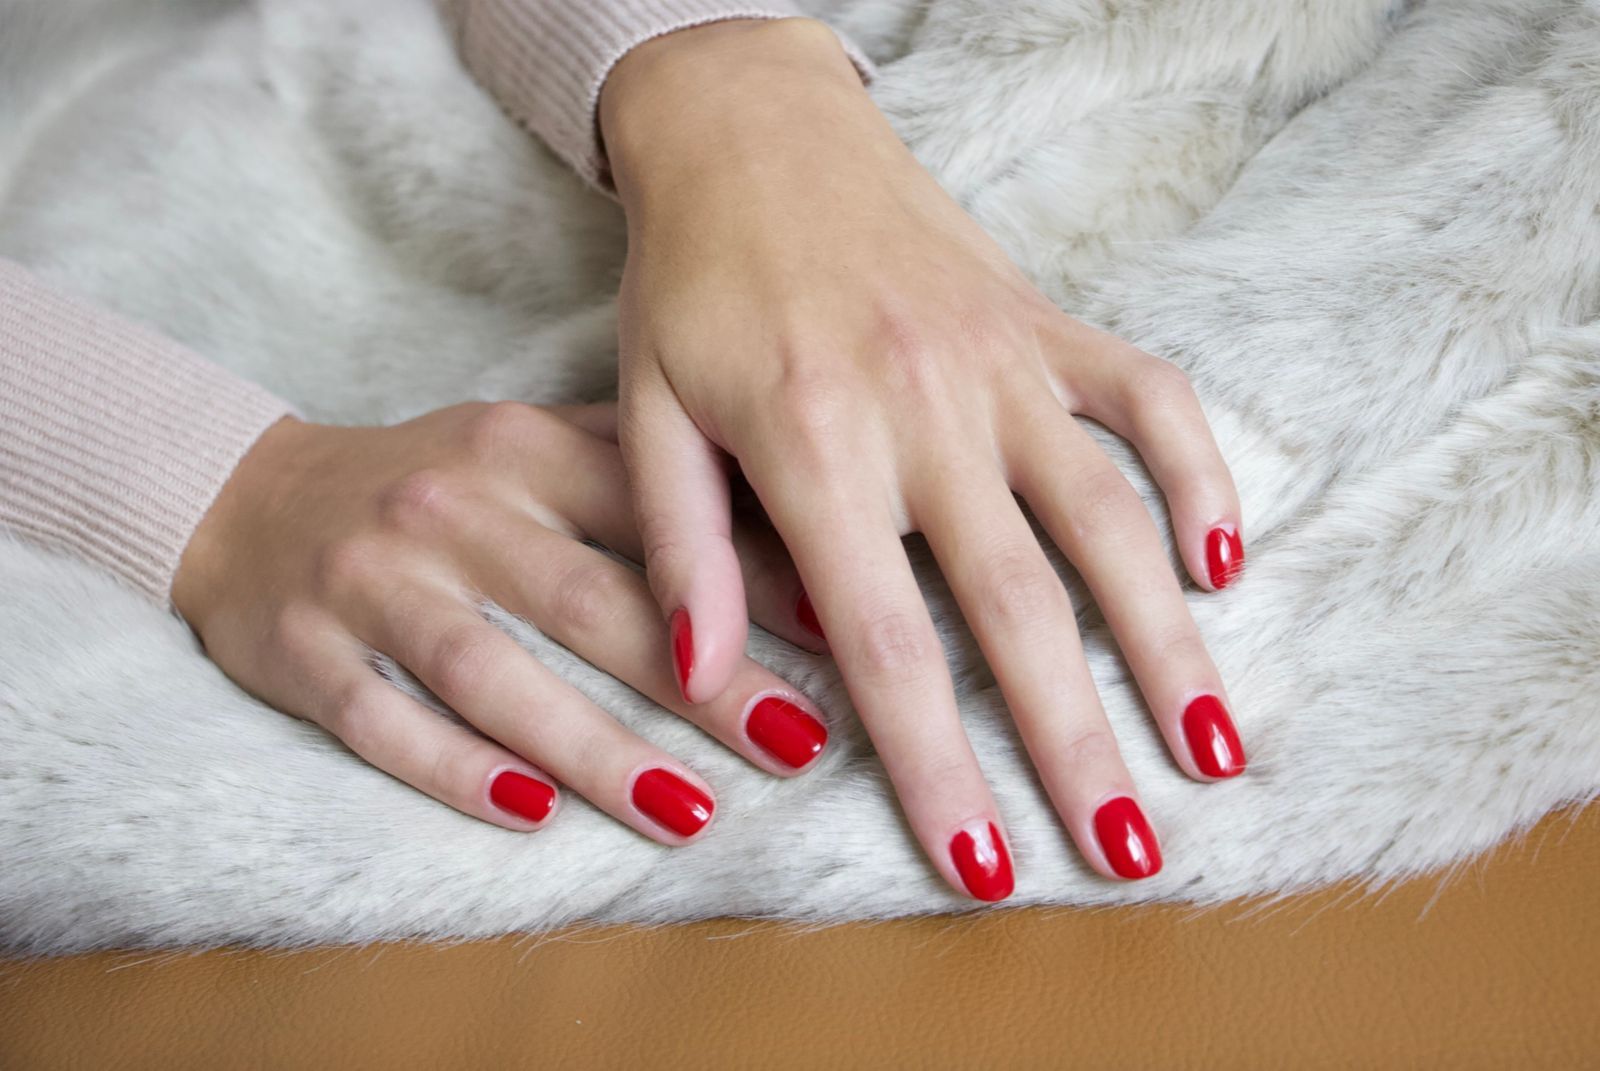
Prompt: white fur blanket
<box><xmin>2</xmin><ymin>0</ymin><xmax>1597</xmax><ymax>955</ymax></box>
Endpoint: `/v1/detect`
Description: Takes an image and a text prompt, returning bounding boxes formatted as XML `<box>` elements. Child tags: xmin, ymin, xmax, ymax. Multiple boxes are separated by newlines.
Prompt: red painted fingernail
<box><xmin>670</xmin><ymin>608</ymin><xmax>694</xmax><ymax>700</ymax></box>
<box><xmin>796</xmin><ymin>591</ymin><xmax>826</xmax><ymax>641</ymax></box>
<box><xmin>1093</xmin><ymin>797</ymin><xmax>1162</xmax><ymax>880</ymax></box>
<box><xmin>746</xmin><ymin>696</ymin><xmax>828</xmax><ymax>769</ymax></box>
<box><xmin>1182</xmin><ymin>694</ymin><xmax>1247</xmax><ymax>779</ymax></box>
<box><xmin>632</xmin><ymin>767</ymin><xmax>714</xmax><ymax>837</ymax></box>
<box><xmin>949</xmin><ymin>820</ymin><xmax>1015</xmax><ymax>902</ymax></box>
<box><xmin>489</xmin><ymin>771</ymin><xmax>556</xmax><ymax>824</ymax></box>
<box><xmin>1205</xmin><ymin>526</ymin><xmax>1244</xmax><ymax>589</ymax></box>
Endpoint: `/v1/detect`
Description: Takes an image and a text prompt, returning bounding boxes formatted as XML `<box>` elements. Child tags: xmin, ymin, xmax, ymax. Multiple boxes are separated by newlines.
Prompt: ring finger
<box><xmin>914</xmin><ymin>462</ymin><xmax>1163</xmax><ymax>881</ymax></box>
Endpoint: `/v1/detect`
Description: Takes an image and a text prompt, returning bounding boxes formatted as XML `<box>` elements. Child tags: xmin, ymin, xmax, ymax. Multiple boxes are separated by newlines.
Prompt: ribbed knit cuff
<box><xmin>0</xmin><ymin>260</ymin><xmax>293</xmax><ymax>604</ymax></box>
<box><xmin>440</xmin><ymin>0</ymin><xmax>876</xmax><ymax>191</ymax></box>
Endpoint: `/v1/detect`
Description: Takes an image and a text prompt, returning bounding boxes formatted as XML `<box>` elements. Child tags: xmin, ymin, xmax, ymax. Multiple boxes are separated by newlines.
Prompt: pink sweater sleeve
<box><xmin>438</xmin><ymin>0</ymin><xmax>876</xmax><ymax>188</ymax></box>
<box><xmin>0</xmin><ymin>260</ymin><xmax>291</xmax><ymax>603</ymax></box>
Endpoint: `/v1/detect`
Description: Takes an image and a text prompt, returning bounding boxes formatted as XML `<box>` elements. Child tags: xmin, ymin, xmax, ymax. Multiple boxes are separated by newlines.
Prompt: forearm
<box><xmin>0</xmin><ymin>259</ymin><xmax>291</xmax><ymax>603</ymax></box>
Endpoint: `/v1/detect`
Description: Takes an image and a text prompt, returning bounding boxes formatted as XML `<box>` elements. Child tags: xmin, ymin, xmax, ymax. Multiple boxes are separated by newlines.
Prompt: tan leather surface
<box><xmin>2</xmin><ymin>805</ymin><xmax>1596</xmax><ymax>1070</ymax></box>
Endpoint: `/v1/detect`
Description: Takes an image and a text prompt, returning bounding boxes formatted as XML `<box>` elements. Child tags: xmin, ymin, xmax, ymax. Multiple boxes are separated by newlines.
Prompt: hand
<box><xmin>602</xmin><ymin>19</ymin><xmax>1247</xmax><ymax>896</ymax></box>
<box><xmin>172</xmin><ymin>401</ymin><xmax>831</xmax><ymax>843</ymax></box>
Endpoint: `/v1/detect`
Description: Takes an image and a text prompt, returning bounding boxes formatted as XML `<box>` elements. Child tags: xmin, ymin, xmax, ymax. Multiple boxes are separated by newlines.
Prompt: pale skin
<box><xmin>172</xmin><ymin>402</ymin><xmax>830</xmax><ymax>844</ymax></box>
<box><xmin>174</xmin><ymin>17</ymin><xmax>1246</xmax><ymax>900</ymax></box>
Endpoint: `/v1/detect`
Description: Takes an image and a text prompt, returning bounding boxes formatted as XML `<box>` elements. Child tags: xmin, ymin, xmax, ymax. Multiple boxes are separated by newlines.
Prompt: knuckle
<box><xmin>773</xmin><ymin>365</ymin><xmax>852</xmax><ymax>456</ymax></box>
<box><xmin>1056</xmin><ymin>725</ymin><xmax>1120</xmax><ymax>773</ymax></box>
<box><xmin>549</xmin><ymin>563</ymin><xmax>628</xmax><ymax>635</ymax></box>
<box><xmin>952</xmin><ymin>306</ymin><xmax>1012</xmax><ymax>372</ymax></box>
<box><xmin>376</xmin><ymin>469</ymin><xmax>462</xmax><ymax>533</ymax></box>
<box><xmin>423</xmin><ymin>744</ymin><xmax>476</xmax><ymax>804</ymax></box>
<box><xmin>462</xmin><ymin>400</ymin><xmax>539</xmax><ymax>461</ymax></box>
<box><xmin>975</xmin><ymin>546</ymin><xmax>1062</xmax><ymax>629</ymax></box>
<box><xmin>1128</xmin><ymin>356</ymin><xmax>1196</xmax><ymax>413</ymax></box>
<box><xmin>263</xmin><ymin>602</ymin><xmax>325</xmax><ymax>661</ymax></box>
<box><xmin>875</xmin><ymin>314</ymin><xmax>944</xmax><ymax>400</ymax></box>
<box><xmin>326</xmin><ymin>685</ymin><xmax>389</xmax><ymax>758</ymax></box>
<box><xmin>430</xmin><ymin>622</ymin><xmax>501</xmax><ymax>700</ymax></box>
<box><xmin>561</xmin><ymin>719</ymin><xmax>617</xmax><ymax>777</ymax></box>
<box><xmin>639</xmin><ymin>535</ymin><xmax>697</xmax><ymax>591</ymax></box>
<box><xmin>956</xmin><ymin>306</ymin><xmax>1004</xmax><ymax>351</ymax></box>
<box><xmin>1065</xmin><ymin>468</ymin><xmax>1144</xmax><ymax>548</ymax></box>
<box><xmin>1148</xmin><ymin>620</ymin><xmax>1209</xmax><ymax>669</ymax></box>
<box><xmin>312</xmin><ymin>535</ymin><xmax>386</xmax><ymax>597</ymax></box>
<box><xmin>856</xmin><ymin>607</ymin><xmax>937</xmax><ymax>682</ymax></box>
<box><xmin>899</xmin><ymin>744</ymin><xmax>982</xmax><ymax>799</ymax></box>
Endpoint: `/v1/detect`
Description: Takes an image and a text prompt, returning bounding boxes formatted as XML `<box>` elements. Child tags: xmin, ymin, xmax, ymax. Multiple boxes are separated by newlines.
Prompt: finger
<box><xmin>749</xmin><ymin>454</ymin><xmax>1016</xmax><ymax>902</ymax></box>
<box><xmin>548</xmin><ymin>419</ymin><xmax>826</xmax><ymax>653</ymax></box>
<box><xmin>731</xmin><ymin>517</ymin><xmax>829</xmax><ymax>652</ymax></box>
<box><xmin>547</xmin><ymin>401</ymin><xmax>620</xmax><ymax>442</ymax></box>
<box><xmin>352</xmin><ymin>585</ymin><xmax>719</xmax><ymax>845</ymax></box>
<box><xmin>913</xmin><ymin>460</ymin><xmax>1164</xmax><ymax>879</ymax></box>
<box><xmin>1048</xmin><ymin>318</ymin><xmax>1244</xmax><ymax>591</ymax></box>
<box><xmin>617</xmin><ymin>371</ymin><xmax>747</xmax><ymax>703</ymax></box>
<box><xmin>1006</xmin><ymin>403</ymin><xmax>1247</xmax><ymax>784</ymax></box>
<box><xmin>285</xmin><ymin>628</ymin><xmax>563</xmax><ymax>831</ymax></box>
<box><xmin>469</xmin><ymin>519</ymin><xmax>830</xmax><ymax>776</ymax></box>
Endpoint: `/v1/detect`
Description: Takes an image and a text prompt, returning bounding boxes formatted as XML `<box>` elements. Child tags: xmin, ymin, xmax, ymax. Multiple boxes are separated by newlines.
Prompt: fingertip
<box><xmin>1198</xmin><ymin>522</ymin><xmax>1245</xmax><ymax>591</ymax></box>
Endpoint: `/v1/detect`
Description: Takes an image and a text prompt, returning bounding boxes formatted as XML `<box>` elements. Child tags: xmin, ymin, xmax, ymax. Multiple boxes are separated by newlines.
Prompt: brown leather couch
<box><xmin>2</xmin><ymin>804</ymin><xmax>1596</xmax><ymax>1069</ymax></box>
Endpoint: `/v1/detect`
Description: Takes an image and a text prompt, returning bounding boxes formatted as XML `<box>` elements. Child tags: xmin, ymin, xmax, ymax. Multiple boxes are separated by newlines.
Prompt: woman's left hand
<box><xmin>600</xmin><ymin>18</ymin><xmax>1247</xmax><ymax>897</ymax></box>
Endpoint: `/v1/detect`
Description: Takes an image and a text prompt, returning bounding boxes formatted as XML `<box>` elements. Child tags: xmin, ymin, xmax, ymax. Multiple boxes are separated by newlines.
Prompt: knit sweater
<box><xmin>0</xmin><ymin>1</ymin><xmax>871</xmax><ymax>604</ymax></box>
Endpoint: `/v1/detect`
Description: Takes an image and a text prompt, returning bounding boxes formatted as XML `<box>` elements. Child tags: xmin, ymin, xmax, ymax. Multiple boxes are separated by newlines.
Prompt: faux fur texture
<box><xmin>1</xmin><ymin>0</ymin><xmax>1596</xmax><ymax>955</ymax></box>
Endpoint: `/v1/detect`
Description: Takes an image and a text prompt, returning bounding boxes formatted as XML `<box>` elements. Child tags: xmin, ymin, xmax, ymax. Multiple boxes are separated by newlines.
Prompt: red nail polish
<box><xmin>745</xmin><ymin>696</ymin><xmax>828</xmax><ymax>769</ymax></box>
<box><xmin>670</xmin><ymin>608</ymin><xmax>694</xmax><ymax>700</ymax></box>
<box><xmin>949</xmin><ymin>821</ymin><xmax>1015</xmax><ymax>902</ymax></box>
<box><xmin>489</xmin><ymin>771</ymin><xmax>556</xmax><ymax>824</ymax></box>
<box><xmin>632</xmin><ymin>767</ymin><xmax>714</xmax><ymax>837</ymax></box>
<box><xmin>1205</xmin><ymin>526</ymin><xmax>1244</xmax><ymax>589</ymax></box>
<box><xmin>1182</xmin><ymin>694</ymin><xmax>1247</xmax><ymax>779</ymax></box>
<box><xmin>1093</xmin><ymin>797</ymin><xmax>1162</xmax><ymax>879</ymax></box>
<box><xmin>796</xmin><ymin>591</ymin><xmax>826</xmax><ymax>641</ymax></box>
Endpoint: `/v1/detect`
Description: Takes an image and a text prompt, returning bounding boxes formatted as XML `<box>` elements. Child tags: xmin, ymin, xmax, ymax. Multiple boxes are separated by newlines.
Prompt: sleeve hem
<box><xmin>442</xmin><ymin>1</ymin><xmax>877</xmax><ymax>194</ymax></box>
<box><xmin>0</xmin><ymin>260</ymin><xmax>295</xmax><ymax>604</ymax></box>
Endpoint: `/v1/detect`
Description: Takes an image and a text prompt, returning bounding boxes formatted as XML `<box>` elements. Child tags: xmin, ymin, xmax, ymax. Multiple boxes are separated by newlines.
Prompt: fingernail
<box><xmin>1205</xmin><ymin>526</ymin><xmax>1244</xmax><ymax>590</ymax></box>
<box><xmin>489</xmin><ymin>771</ymin><xmax>557</xmax><ymax>824</ymax></box>
<box><xmin>949</xmin><ymin>820</ymin><xmax>1015</xmax><ymax>902</ymax></box>
<box><xmin>796</xmin><ymin>592</ymin><xmax>826</xmax><ymax>641</ymax></box>
<box><xmin>632</xmin><ymin>767</ymin><xmax>714</xmax><ymax>837</ymax></box>
<box><xmin>1093</xmin><ymin>797</ymin><xmax>1162</xmax><ymax>879</ymax></box>
<box><xmin>1182</xmin><ymin>694</ymin><xmax>1247</xmax><ymax>779</ymax></box>
<box><xmin>670</xmin><ymin>608</ymin><xmax>694</xmax><ymax>700</ymax></box>
<box><xmin>746</xmin><ymin>695</ymin><xmax>828</xmax><ymax>769</ymax></box>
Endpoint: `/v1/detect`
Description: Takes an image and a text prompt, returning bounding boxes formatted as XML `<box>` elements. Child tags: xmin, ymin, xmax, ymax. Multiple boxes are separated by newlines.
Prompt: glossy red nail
<box><xmin>949</xmin><ymin>821</ymin><xmax>1015</xmax><ymax>902</ymax></box>
<box><xmin>1205</xmin><ymin>526</ymin><xmax>1244</xmax><ymax>590</ymax></box>
<box><xmin>746</xmin><ymin>696</ymin><xmax>828</xmax><ymax>769</ymax></box>
<box><xmin>1182</xmin><ymin>694</ymin><xmax>1247</xmax><ymax>779</ymax></box>
<box><xmin>632</xmin><ymin>767</ymin><xmax>714</xmax><ymax>837</ymax></box>
<box><xmin>489</xmin><ymin>771</ymin><xmax>556</xmax><ymax>824</ymax></box>
<box><xmin>796</xmin><ymin>591</ymin><xmax>826</xmax><ymax>641</ymax></box>
<box><xmin>670</xmin><ymin>608</ymin><xmax>694</xmax><ymax>700</ymax></box>
<box><xmin>1093</xmin><ymin>797</ymin><xmax>1162</xmax><ymax>880</ymax></box>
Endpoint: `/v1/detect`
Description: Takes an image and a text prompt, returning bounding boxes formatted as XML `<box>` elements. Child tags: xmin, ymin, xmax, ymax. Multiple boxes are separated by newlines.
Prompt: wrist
<box><xmin>172</xmin><ymin>415</ymin><xmax>312</xmax><ymax>628</ymax></box>
<box><xmin>600</xmin><ymin>17</ymin><xmax>869</xmax><ymax>199</ymax></box>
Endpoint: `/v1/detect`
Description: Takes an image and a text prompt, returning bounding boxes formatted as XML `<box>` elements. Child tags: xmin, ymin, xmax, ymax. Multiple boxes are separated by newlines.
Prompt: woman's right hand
<box><xmin>171</xmin><ymin>401</ymin><xmax>831</xmax><ymax>843</ymax></box>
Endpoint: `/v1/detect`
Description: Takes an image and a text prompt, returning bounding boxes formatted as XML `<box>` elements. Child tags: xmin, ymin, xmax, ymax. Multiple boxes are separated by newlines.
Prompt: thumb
<box><xmin>620</xmin><ymin>375</ymin><xmax>748</xmax><ymax>705</ymax></box>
